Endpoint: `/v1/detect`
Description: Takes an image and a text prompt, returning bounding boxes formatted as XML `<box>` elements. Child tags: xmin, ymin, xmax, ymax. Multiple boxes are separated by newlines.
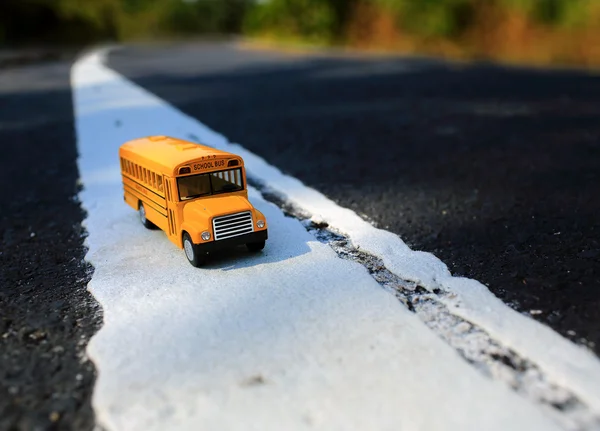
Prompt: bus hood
<box><xmin>183</xmin><ymin>195</ymin><xmax>254</xmax><ymax>220</ymax></box>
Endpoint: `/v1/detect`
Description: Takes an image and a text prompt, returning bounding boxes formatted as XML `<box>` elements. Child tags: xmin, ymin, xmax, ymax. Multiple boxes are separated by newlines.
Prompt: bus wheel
<box><xmin>246</xmin><ymin>240</ymin><xmax>265</xmax><ymax>252</ymax></box>
<box><xmin>183</xmin><ymin>232</ymin><xmax>205</xmax><ymax>267</ymax></box>
<box><xmin>139</xmin><ymin>203</ymin><xmax>156</xmax><ymax>229</ymax></box>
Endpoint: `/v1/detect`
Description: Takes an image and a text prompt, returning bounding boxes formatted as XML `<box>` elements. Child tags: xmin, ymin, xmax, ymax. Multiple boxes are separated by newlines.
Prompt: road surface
<box><xmin>1</xmin><ymin>41</ymin><xmax>599</xmax><ymax>430</ymax></box>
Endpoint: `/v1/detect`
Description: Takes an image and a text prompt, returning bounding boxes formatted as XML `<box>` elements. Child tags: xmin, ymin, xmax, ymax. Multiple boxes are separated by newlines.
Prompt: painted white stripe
<box><xmin>71</xmin><ymin>48</ymin><xmax>592</xmax><ymax>430</ymax></box>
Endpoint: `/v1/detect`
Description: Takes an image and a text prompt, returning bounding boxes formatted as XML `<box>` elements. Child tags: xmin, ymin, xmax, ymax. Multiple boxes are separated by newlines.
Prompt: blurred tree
<box><xmin>497</xmin><ymin>0</ymin><xmax>594</xmax><ymax>27</ymax></box>
<box><xmin>534</xmin><ymin>0</ymin><xmax>593</xmax><ymax>27</ymax></box>
<box><xmin>379</xmin><ymin>0</ymin><xmax>475</xmax><ymax>38</ymax></box>
<box><xmin>247</xmin><ymin>0</ymin><xmax>476</xmax><ymax>40</ymax></box>
<box><xmin>245</xmin><ymin>0</ymin><xmax>340</xmax><ymax>42</ymax></box>
<box><xmin>157</xmin><ymin>0</ymin><xmax>251</xmax><ymax>35</ymax></box>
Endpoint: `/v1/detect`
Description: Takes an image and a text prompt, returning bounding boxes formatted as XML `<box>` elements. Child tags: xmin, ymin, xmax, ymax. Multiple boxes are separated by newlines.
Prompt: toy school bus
<box><xmin>119</xmin><ymin>135</ymin><xmax>268</xmax><ymax>267</ymax></box>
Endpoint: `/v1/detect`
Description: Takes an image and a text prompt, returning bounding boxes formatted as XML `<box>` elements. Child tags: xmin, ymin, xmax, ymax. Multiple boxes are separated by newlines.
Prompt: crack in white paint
<box><xmin>258</xmin><ymin>191</ymin><xmax>600</xmax><ymax>431</ymax></box>
<box><xmin>72</xmin><ymin>47</ymin><xmax>600</xmax><ymax>431</ymax></box>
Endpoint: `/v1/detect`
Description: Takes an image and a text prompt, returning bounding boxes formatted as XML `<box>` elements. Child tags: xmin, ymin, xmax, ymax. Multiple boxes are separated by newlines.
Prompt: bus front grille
<box><xmin>213</xmin><ymin>211</ymin><xmax>254</xmax><ymax>241</ymax></box>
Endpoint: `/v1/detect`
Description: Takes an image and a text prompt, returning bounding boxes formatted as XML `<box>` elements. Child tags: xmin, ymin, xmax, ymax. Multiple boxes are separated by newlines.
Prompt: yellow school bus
<box><xmin>119</xmin><ymin>135</ymin><xmax>268</xmax><ymax>267</ymax></box>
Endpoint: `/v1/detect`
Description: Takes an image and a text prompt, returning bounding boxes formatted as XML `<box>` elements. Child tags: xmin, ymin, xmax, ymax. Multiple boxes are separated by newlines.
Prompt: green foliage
<box><xmin>533</xmin><ymin>0</ymin><xmax>592</xmax><ymax>27</ymax></box>
<box><xmin>247</xmin><ymin>0</ymin><xmax>475</xmax><ymax>40</ymax></box>
<box><xmin>245</xmin><ymin>0</ymin><xmax>339</xmax><ymax>42</ymax></box>
<box><xmin>498</xmin><ymin>0</ymin><xmax>593</xmax><ymax>27</ymax></box>
<box><xmin>374</xmin><ymin>0</ymin><xmax>475</xmax><ymax>38</ymax></box>
<box><xmin>124</xmin><ymin>0</ymin><xmax>250</xmax><ymax>36</ymax></box>
<box><xmin>246</xmin><ymin>0</ymin><xmax>596</xmax><ymax>41</ymax></box>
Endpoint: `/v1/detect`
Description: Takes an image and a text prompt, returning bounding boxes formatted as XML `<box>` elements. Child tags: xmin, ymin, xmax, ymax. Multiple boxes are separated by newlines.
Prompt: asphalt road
<box><xmin>109</xmin><ymin>42</ymin><xmax>600</xmax><ymax>354</ymax></box>
<box><xmin>0</xmin><ymin>41</ymin><xmax>599</xmax><ymax>430</ymax></box>
<box><xmin>0</xmin><ymin>55</ymin><xmax>100</xmax><ymax>429</ymax></box>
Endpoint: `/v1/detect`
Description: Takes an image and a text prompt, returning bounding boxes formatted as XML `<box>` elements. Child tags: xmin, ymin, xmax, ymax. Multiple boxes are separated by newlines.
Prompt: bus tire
<box><xmin>138</xmin><ymin>203</ymin><xmax>156</xmax><ymax>229</ymax></box>
<box><xmin>183</xmin><ymin>232</ymin><xmax>205</xmax><ymax>267</ymax></box>
<box><xmin>246</xmin><ymin>240</ymin><xmax>265</xmax><ymax>252</ymax></box>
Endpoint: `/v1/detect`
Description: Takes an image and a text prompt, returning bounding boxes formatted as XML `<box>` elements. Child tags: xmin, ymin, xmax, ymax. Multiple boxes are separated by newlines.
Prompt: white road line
<box><xmin>72</xmin><ymin>48</ymin><xmax>597</xmax><ymax>430</ymax></box>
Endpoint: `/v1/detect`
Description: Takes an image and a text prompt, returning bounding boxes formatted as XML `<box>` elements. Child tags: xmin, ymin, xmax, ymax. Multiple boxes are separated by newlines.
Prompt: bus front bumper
<box><xmin>197</xmin><ymin>229</ymin><xmax>268</xmax><ymax>253</ymax></box>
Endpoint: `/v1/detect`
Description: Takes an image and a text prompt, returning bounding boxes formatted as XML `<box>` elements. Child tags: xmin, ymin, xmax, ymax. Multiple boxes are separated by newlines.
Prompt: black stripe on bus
<box><xmin>123</xmin><ymin>183</ymin><xmax>167</xmax><ymax>215</ymax></box>
<box><xmin>122</xmin><ymin>180</ymin><xmax>167</xmax><ymax>209</ymax></box>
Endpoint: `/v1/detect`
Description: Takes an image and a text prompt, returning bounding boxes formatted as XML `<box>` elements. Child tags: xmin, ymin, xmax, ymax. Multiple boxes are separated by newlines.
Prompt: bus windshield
<box><xmin>177</xmin><ymin>168</ymin><xmax>244</xmax><ymax>201</ymax></box>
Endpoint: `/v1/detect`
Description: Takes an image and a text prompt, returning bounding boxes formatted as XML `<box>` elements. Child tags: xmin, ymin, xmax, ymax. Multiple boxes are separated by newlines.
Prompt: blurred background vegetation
<box><xmin>1</xmin><ymin>0</ymin><xmax>598</xmax><ymax>66</ymax></box>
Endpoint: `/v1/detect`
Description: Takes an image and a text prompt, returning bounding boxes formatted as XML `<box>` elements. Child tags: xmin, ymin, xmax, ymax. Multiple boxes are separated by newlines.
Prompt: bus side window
<box><xmin>157</xmin><ymin>176</ymin><xmax>163</xmax><ymax>192</ymax></box>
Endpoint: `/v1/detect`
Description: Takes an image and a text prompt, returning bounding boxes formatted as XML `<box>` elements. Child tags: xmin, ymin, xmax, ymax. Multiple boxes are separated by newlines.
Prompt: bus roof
<box><xmin>120</xmin><ymin>136</ymin><xmax>238</xmax><ymax>174</ymax></box>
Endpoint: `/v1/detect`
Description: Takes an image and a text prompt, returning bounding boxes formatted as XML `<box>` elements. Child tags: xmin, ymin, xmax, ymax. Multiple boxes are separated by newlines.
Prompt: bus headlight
<box><xmin>201</xmin><ymin>231</ymin><xmax>211</xmax><ymax>241</ymax></box>
<box><xmin>257</xmin><ymin>220</ymin><xmax>265</xmax><ymax>229</ymax></box>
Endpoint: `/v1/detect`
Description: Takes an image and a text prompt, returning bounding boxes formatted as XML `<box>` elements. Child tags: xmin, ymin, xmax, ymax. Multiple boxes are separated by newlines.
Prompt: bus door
<box><xmin>163</xmin><ymin>175</ymin><xmax>179</xmax><ymax>243</ymax></box>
